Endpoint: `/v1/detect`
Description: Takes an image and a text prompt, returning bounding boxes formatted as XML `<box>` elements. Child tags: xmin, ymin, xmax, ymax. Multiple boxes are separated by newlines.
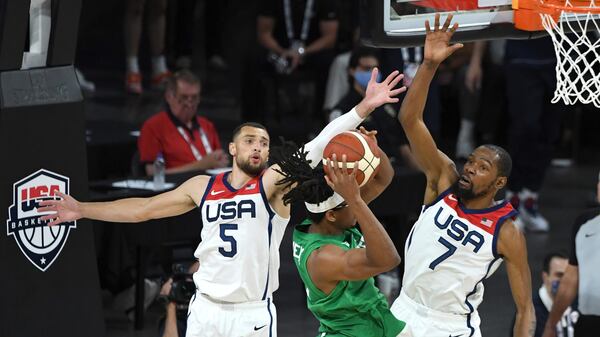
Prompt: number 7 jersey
<box><xmin>401</xmin><ymin>188</ymin><xmax>517</xmax><ymax>315</ymax></box>
<box><xmin>193</xmin><ymin>171</ymin><xmax>289</xmax><ymax>302</ymax></box>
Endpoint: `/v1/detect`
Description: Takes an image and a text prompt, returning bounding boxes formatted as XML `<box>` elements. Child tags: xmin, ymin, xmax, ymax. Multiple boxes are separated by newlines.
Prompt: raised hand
<box><xmin>36</xmin><ymin>191</ymin><xmax>82</xmax><ymax>226</ymax></box>
<box><xmin>424</xmin><ymin>13</ymin><xmax>463</xmax><ymax>66</ymax></box>
<box><xmin>357</xmin><ymin>68</ymin><xmax>406</xmax><ymax>117</ymax></box>
<box><xmin>324</xmin><ymin>154</ymin><xmax>361</xmax><ymax>203</ymax></box>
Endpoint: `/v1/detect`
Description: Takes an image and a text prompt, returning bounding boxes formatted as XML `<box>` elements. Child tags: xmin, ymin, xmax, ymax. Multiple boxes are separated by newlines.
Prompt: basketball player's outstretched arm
<box><xmin>37</xmin><ymin>175</ymin><xmax>210</xmax><ymax>226</ymax></box>
<box><xmin>398</xmin><ymin>14</ymin><xmax>463</xmax><ymax>204</ymax></box>
<box><xmin>263</xmin><ymin>69</ymin><xmax>406</xmax><ymax>211</ymax></box>
<box><xmin>498</xmin><ymin>220</ymin><xmax>536</xmax><ymax>337</ymax></box>
<box><xmin>308</xmin><ymin>156</ymin><xmax>400</xmax><ymax>283</ymax></box>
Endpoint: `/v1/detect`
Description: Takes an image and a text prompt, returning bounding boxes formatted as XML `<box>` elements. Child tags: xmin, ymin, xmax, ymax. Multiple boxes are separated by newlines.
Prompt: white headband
<box><xmin>305</xmin><ymin>192</ymin><xmax>345</xmax><ymax>213</ymax></box>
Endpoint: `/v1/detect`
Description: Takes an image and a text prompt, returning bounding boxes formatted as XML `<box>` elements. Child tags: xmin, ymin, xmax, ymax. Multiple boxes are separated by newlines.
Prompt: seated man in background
<box><xmin>511</xmin><ymin>251</ymin><xmax>576</xmax><ymax>337</ymax></box>
<box><xmin>330</xmin><ymin>47</ymin><xmax>417</xmax><ymax>169</ymax></box>
<box><xmin>138</xmin><ymin>70</ymin><xmax>229</xmax><ymax>176</ymax></box>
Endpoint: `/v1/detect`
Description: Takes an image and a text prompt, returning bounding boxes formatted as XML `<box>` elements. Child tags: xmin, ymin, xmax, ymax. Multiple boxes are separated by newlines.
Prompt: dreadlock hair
<box><xmin>270</xmin><ymin>139</ymin><xmax>335</xmax><ymax>223</ymax></box>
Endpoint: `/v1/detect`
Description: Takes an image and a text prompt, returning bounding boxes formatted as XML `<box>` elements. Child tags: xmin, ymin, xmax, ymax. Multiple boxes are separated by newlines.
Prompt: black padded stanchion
<box><xmin>0</xmin><ymin>1</ymin><xmax>104</xmax><ymax>336</ymax></box>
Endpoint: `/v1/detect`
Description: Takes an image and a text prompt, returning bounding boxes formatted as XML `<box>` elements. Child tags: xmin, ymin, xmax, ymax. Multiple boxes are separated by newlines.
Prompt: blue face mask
<box><xmin>354</xmin><ymin>70</ymin><xmax>381</xmax><ymax>90</ymax></box>
<box><xmin>551</xmin><ymin>280</ymin><xmax>560</xmax><ymax>296</ymax></box>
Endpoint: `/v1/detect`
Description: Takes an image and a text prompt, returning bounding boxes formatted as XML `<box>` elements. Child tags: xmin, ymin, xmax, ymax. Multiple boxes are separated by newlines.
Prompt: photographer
<box><xmin>158</xmin><ymin>262</ymin><xmax>199</xmax><ymax>337</ymax></box>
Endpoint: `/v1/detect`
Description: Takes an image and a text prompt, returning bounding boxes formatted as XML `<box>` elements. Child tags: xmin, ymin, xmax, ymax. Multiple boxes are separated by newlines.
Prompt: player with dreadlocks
<box><xmin>272</xmin><ymin>127</ymin><xmax>407</xmax><ymax>337</ymax></box>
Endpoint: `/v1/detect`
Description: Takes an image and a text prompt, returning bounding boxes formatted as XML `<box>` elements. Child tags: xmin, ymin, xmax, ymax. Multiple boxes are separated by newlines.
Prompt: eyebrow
<box><xmin>242</xmin><ymin>134</ymin><xmax>269</xmax><ymax>142</ymax></box>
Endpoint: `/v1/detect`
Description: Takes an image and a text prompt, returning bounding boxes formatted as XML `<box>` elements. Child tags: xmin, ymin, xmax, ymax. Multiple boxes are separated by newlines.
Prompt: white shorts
<box><xmin>390</xmin><ymin>291</ymin><xmax>481</xmax><ymax>337</ymax></box>
<box><xmin>186</xmin><ymin>292</ymin><xmax>277</xmax><ymax>337</ymax></box>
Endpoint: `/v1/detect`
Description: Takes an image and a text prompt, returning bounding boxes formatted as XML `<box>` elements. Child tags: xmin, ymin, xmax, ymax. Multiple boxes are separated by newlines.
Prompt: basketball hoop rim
<box><xmin>534</xmin><ymin>0</ymin><xmax>600</xmax><ymax>15</ymax></box>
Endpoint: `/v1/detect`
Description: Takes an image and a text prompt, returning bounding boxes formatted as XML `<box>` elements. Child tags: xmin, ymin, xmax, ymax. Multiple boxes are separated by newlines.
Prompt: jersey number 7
<box><xmin>429</xmin><ymin>236</ymin><xmax>457</xmax><ymax>270</ymax></box>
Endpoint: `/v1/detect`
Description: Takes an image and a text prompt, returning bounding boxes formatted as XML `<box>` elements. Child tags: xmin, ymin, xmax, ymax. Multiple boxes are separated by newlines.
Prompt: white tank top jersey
<box><xmin>402</xmin><ymin>188</ymin><xmax>517</xmax><ymax>318</ymax></box>
<box><xmin>193</xmin><ymin>171</ymin><xmax>289</xmax><ymax>303</ymax></box>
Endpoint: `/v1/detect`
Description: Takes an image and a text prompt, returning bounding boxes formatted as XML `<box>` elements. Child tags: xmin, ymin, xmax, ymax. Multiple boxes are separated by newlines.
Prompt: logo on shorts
<box><xmin>6</xmin><ymin>169</ymin><xmax>76</xmax><ymax>271</ymax></box>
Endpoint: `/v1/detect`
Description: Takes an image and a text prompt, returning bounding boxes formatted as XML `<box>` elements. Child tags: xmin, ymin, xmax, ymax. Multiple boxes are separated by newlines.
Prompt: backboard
<box><xmin>361</xmin><ymin>0</ymin><xmax>548</xmax><ymax>47</ymax></box>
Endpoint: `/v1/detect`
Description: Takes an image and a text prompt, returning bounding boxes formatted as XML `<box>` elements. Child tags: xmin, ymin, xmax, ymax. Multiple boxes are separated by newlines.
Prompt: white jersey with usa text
<box><xmin>401</xmin><ymin>189</ymin><xmax>517</xmax><ymax>316</ymax></box>
<box><xmin>193</xmin><ymin>171</ymin><xmax>289</xmax><ymax>303</ymax></box>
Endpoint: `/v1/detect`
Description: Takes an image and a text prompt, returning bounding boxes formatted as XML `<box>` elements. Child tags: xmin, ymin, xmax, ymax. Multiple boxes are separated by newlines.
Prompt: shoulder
<box><xmin>197</xmin><ymin>116</ymin><xmax>216</xmax><ymax>128</ymax></box>
<box><xmin>574</xmin><ymin>207</ymin><xmax>600</xmax><ymax>230</ymax></box>
<box><xmin>141</xmin><ymin>111</ymin><xmax>170</xmax><ymax>130</ymax></box>
<box><xmin>308</xmin><ymin>243</ymin><xmax>347</xmax><ymax>266</ymax></box>
<box><xmin>497</xmin><ymin>218</ymin><xmax>526</xmax><ymax>257</ymax></box>
<box><xmin>179</xmin><ymin>175</ymin><xmax>213</xmax><ymax>206</ymax></box>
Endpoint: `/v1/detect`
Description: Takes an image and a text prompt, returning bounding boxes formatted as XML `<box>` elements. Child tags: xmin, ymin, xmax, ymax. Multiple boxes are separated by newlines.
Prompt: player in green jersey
<box><xmin>272</xmin><ymin>128</ymin><xmax>407</xmax><ymax>337</ymax></box>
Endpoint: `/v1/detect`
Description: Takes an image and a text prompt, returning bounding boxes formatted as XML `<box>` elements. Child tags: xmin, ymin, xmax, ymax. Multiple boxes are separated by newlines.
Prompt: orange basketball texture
<box><xmin>322</xmin><ymin>131</ymin><xmax>381</xmax><ymax>187</ymax></box>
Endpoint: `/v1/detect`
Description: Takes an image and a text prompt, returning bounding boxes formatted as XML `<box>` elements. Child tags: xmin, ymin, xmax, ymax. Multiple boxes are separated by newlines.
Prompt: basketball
<box><xmin>322</xmin><ymin>131</ymin><xmax>381</xmax><ymax>187</ymax></box>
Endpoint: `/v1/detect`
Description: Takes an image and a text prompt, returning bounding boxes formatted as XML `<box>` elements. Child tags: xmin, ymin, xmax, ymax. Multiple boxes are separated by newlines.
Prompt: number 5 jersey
<box><xmin>193</xmin><ymin>171</ymin><xmax>289</xmax><ymax>302</ymax></box>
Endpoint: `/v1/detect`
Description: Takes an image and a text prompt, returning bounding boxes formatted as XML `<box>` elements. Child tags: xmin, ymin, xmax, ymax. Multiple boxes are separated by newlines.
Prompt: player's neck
<box><xmin>309</xmin><ymin>222</ymin><xmax>344</xmax><ymax>236</ymax></box>
<box><xmin>228</xmin><ymin>168</ymin><xmax>255</xmax><ymax>189</ymax></box>
<box><xmin>460</xmin><ymin>196</ymin><xmax>496</xmax><ymax>210</ymax></box>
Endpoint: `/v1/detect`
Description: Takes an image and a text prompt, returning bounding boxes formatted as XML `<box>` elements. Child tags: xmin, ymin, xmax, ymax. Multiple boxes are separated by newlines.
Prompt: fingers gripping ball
<box><xmin>323</xmin><ymin>131</ymin><xmax>381</xmax><ymax>187</ymax></box>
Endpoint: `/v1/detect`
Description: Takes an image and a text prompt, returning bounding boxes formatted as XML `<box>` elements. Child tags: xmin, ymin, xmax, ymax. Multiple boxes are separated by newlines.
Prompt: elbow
<box><xmin>382</xmin><ymin>252</ymin><xmax>401</xmax><ymax>271</ymax></box>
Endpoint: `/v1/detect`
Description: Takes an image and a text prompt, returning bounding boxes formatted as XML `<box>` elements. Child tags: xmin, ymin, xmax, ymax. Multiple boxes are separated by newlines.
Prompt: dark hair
<box><xmin>349</xmin><ymin>47</ymin><xmax>381</xmax><ymax>69</ymax></box>
<box><xmin>542</xmin><ymin>251</ymin><xmax>569</xmax><ymax>273</ymax></box>
<box><xmin>166</xmin><ymin>69</ymin><xmax>201</xmax><ymax>93</ymax></box>
<box><xmin>481</xmin><ymin>144</ymin><xmax>512</xmax><ymax>178</ymax></box>
<box><xmin>232</xmin><ymin>122</ymin><xmax>268</xmax><ymax>141</ymax></box>
<box><xmin>270</xmin><ymin>140</ymin><xmax>334</xmax><ymax>209</ymax></box>
<box><xmin>348</xmin><ymin>47</ymin><xmax>381</xmax><ymax>86</ymax></box>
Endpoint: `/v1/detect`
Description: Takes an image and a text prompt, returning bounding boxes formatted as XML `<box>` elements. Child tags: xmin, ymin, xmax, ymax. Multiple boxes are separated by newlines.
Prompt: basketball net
<box><xmin>538</xmin><ymin>0</ymin><xmax>600</xmax><ymax>107</ymax></box>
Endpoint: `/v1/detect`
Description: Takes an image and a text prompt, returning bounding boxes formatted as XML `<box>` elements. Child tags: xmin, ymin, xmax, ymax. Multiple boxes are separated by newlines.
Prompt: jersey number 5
<box><xmin>429</xmin><ymin>236</ymin><xmax>457</xmax><ymax>270</ymax></box>
<box><xmin>219</xmin><ymin>223</ymin><xmax>238</xmax><ymax>258</ymax></box>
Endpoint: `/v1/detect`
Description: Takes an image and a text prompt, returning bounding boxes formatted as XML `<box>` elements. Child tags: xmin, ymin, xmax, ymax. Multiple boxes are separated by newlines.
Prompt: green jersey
<box><xmin>292</xmin><ymin>220</ymin><xmax>406</xmax><ymax>337</ymax></box>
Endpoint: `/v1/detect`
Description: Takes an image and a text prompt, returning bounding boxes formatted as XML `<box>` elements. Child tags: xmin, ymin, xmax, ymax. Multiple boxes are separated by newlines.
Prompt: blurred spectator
<box><xmin>257</xmin><ymin>0</ymin><xmax>339</xmax><ymax>124</ymax></box>
<box><xmin>257</xmin><ymin>0</ymin><xmax>338</xmax><ymax>75</ymax></box>
<box><xmin>138</xmin><ymin>70</ymin><xmax>228</xmax><ymax>175</ymax></box>
<box><xmin>380</xmin><ymin>47</ymin><xmax>442</xmax><ymax>141</ymax></box>
<box><xmin>124</xmin><ymin>0</ymin><xmax>171</xmax><ymax>94</ymax></box>
<box><xmin>455</xmin><ymin>41</ymin><xmax>485</xmax><ymax>159</ymax></box>
<box><xmin>329</xmin><ymin>47</ymin><xmax>417</xmax><ymax>168</ymax></box>
<box><xmin>542</xmin><ymin>172</ymin><xmax>600</xmax><ymax>337</ymax></box>
<box><xmin>504</xmin><ymin>37</ymin><xmax>565</xmax><ymax>232</ymax></box>
<box><xmin>511</xmin><ymin>251</ymin><xmax>576</xmax><ymax>337</ymax></box>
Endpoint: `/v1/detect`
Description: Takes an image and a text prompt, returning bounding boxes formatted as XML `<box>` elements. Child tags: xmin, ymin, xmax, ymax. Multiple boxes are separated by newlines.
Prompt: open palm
<box><xmin>37</xmin><ymin>191</ymin><xmax>82</xmax><ymax>226</ymax></box>
<box><xmin>424</xmin><ymin>13</ymin><xmax>463</xmax><ymax>65</ymax></box>
<box><xmin>362</xmin><ymin>68</ymin><xmax>406</xmax><ymax>112</ymax></box>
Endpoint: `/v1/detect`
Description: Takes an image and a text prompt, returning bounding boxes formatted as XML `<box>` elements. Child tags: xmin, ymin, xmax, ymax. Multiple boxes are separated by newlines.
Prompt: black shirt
<box><xmin>259</xmin><ymin>0</ymin><xmax>338</xmax><ymax>49</ymax></box>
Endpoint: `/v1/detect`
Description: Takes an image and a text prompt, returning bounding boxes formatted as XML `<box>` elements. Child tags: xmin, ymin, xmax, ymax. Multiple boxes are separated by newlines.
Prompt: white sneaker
<box><xmin>519</xmin><ymin>189</ymin><xmax>550</xmax><ymax>232</ymax></box>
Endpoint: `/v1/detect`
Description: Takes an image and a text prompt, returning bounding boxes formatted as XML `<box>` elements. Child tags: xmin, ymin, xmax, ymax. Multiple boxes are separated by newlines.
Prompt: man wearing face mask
<box><xmin>511</xmin><ymin>252</ymin><xmax>576</xmax><ymax>337</ymax></box>
<box><xmin>329</xmin><ymin>47</ymin><xmax>417</xmax><ymax>168</ymax></box>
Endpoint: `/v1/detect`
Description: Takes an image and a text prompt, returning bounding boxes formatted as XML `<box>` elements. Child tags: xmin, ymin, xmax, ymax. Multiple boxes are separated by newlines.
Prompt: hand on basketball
<box><xmin>424</xmin><ymin>13</ymin><xmax>464</xmax><ymax>66</ymax></box>
<box><xmin>357</xmin><ymin>69</ymin><xmax>406</xmax><ymax>117</ymax></box>
<box><xmin>36</xmin><ymin>191</ymin><xmax>82</xmax><ymax>226</ymax></box>
<box><xmin>358</xmin><ymin>126</ymin><xmax>378</xmax><ymax>146</ymax></box>
<box><xmin>324</xmin><ymin>154</ymin><xmax>360</xmax><ymax>202</ymax></box>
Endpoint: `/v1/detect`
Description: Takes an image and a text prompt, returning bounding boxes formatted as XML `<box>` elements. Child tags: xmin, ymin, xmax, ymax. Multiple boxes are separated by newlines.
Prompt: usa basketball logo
<box><xmin>6</xmin><ymin>169</ymin><xmax>76</xmax><ymax>271</ymax></box>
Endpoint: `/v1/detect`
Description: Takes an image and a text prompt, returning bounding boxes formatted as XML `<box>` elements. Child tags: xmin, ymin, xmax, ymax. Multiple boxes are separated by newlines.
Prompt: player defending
<box><xmin>272</xmin><ymin>128</ymin><xmax>406</xmax><ymax>336</ymax></box>
<box><xmin>390</xmin><ymin>14</ymin><xmax>535</xmax><ymax>337</ymax></box>
<box><xmin>37</xmin><ymin>69</ymin><xmax>405</xmax><ymax>337</ymax></box>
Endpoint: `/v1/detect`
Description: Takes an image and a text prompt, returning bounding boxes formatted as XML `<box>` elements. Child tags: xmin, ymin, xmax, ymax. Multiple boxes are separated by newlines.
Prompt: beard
<box><xmin>452</xmin><ymin>180</ymin><xmax>494</xmax><ymax>201</ymax></box>
<box><xmin>236</xmin><ymin>156</ymin><xmax>267</xmax><ymax>176</ymax></box>
<box><xmin>452</xmin><ymin>180</ymin><xmax>485</xmax><ymax>202</ymax></box>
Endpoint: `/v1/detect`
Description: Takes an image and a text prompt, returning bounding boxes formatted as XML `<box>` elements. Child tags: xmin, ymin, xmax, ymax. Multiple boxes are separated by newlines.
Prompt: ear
<box><xmin>348</xmin><ymin>67</ymin><xmax>356</xmax><ymax>78</ymax></box>
<box><xmin>164</xmin><ymin>89</ymin><xmax>175</xmax><ymax>104</ymax></box>
<box><xmin>325</xmin><ymin>210</ymin><xmax>337</xmax><ymax>223</ymax></box>
<box><xmin>542</xmin><ymin>271</ymin><xmax>549</xmax><ymax>282</ymax></box>
<box><xmin>229</xmin><ymin>142</ymin><xmax>236</xmax><ymax>157</ymax></box>
<box><xmin>495</xmin><ymin>176</ymin><xmax>507</xmax><ymax>190</ymax></box>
